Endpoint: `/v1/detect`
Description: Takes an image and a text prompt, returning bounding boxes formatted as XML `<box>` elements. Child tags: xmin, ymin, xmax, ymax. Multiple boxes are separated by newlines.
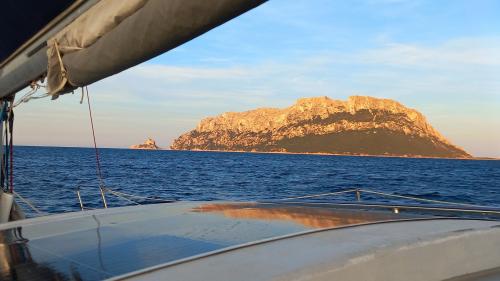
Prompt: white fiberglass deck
<box><xmin>0</xmin><ymin>201</ymin><xmax>406</xmax><ymax>280</ymax></box>
<box><xmin>0</xmin><ymin>201</ymin><xmax>499</xmax><ymax>281</ymax></box>
<box><xmin>121</xmin><ymin>217</ymin><xmax>500</xmax><ymax>281</ymax></box>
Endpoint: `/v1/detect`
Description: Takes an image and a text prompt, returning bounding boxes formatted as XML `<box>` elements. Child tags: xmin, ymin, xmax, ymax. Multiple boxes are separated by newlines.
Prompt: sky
<box><xmin>14</xmin><ymin>0</ymin><xmax>500</xmax><ymax>157</ymax></box>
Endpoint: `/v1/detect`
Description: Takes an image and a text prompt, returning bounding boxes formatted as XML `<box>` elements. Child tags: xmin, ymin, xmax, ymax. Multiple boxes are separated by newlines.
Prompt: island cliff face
<box><xmin>171</xmin><ymin>96</ymin><xmax>471</xmax><ymax>158</ymax></box>
<box><xmin>130</xmin><ymin>138</ymin><xmax>161</xmax><ymax>150</ymax></box>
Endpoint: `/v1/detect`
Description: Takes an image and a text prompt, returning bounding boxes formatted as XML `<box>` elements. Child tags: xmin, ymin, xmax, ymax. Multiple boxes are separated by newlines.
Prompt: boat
<box><xmin>1</xmin><ymin>1</ymin><xmax>499</xmax><ymax>280</ymax></box>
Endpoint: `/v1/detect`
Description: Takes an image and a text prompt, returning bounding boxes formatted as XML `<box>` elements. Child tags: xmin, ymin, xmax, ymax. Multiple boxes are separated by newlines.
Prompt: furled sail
<box><xmin>46</xmin><ymin>0</ymin><xmax>149</xmax><ymax>94</ymax></box>
<box><xmin>0</xmin><ymin>0</ymin><xmax>267</xmax><ymax>98</ymax></box>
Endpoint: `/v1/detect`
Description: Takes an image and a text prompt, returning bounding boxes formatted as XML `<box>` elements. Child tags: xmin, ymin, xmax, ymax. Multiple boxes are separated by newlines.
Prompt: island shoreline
<box><xmin>167</xmin><ymin>148</ymin><xmax>497</xmax><ymax>161</ymax></box>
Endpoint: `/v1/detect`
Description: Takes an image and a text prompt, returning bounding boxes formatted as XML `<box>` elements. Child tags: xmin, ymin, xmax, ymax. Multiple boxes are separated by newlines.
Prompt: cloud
<box><xmin>93</xmin><ymin>36</ymin><xmax>500</xmax><ymax>107</ymax></box>
<box><xmin>130</xmin><ymin>64</ymin><xmax>250</xmax><ymax>82</ymax></box>
<box><xmin>357</xmin><ymin>37</ymin><xmax>500</xmax><ymax>68</ymax></box>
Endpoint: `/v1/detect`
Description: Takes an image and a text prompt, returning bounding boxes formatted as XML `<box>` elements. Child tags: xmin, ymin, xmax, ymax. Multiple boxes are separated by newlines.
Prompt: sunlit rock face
<box><xmin>171</xmin><ymin>96</ymin><xmax>471</xmax><ymax>158</ymax></box>
<box><xmin>130</xmin><ymin>138</ymin><xmax>160</xmax><ymax>150</ymax></box>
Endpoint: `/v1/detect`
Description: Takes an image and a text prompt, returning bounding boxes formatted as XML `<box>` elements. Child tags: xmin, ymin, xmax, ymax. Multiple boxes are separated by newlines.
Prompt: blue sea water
<box><xmin>13</xmin><ymin>146</ymin><xmax>500</xmax><ymax>217</ymax></box>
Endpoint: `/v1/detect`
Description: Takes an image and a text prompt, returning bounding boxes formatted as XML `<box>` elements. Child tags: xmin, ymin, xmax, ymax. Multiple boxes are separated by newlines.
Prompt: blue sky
<box><xmin>15</xmin><ymin>0</ymin><xmax>500</xmax><ymax>157</ymax></box>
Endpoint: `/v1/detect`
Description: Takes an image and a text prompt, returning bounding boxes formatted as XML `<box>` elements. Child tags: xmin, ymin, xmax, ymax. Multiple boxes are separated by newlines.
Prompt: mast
<box><xmin>0</xmin><ymin>98</ymin><xmax>14</xmax><ymax>222</ymax></box>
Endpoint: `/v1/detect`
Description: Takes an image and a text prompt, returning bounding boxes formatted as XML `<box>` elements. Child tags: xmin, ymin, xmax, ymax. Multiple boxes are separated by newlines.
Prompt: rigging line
<box><xmin>12</xmin><ymin>82</ymin><xmax>51</xmax><ymax>108</ymax></box>
<box><xmin>13</xmin><ymin>191</ymin><xmax>44</xmax><ymax>215</ymax></box>
<box><xmin>85</xmin><ymin>86</ymin><xmax>107</xmax><ymax>208</ymax></box>
<box><xmin>13</xmin><ymin>93</ymin><xmax>50</xmax><ymax>107</ymax></box>
<box><xmin>279</xmin><ymin>189</ymin><xmax>359</xmax><ymax>201</ymax></box>
<box><xmin>104</xmin><ymin>187</ymin><xmax>174</xmax><ymax>202</ymax></box>
<box><xmin>85</xmin><ymin>87</ymin><xmax>104</xmax><ymax>186</ymax></box>
<box><xmin>105</xmin><ymin>189</ymin><xmax>141</xmax><ymax>205</ymax></box>
<box><xmin>8</xmin><ymin>102</ymin><xmax>14</xmax><ymax>193</ymax></box>
<box><xmin>14</xmin><ymin>84</ymin><xmax>38</xmax><ymax>102</ymax></box>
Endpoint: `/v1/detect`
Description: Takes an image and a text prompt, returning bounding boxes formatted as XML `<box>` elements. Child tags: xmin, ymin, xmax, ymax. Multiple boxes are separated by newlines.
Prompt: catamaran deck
<box><xmin>0</xmin><ymin>201</ymin><xmax>498</xmax><ymax>281</ymax></box>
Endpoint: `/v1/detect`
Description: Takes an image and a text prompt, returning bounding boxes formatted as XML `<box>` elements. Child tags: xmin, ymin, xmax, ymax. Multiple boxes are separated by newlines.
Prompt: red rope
<box><xmin>85</xmin><ymin>87</ymin><xmax>104</xmax><ymax>184</ymax></box>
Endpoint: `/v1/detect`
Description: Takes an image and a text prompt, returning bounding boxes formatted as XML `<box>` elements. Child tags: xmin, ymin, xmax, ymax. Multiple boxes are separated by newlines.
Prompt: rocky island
<box><xmin>129</xmin><ymin>138</ymin><xmax>161</xmax><ymax>150</ymax></box>
<box><xmin>171</xmin><ymin>96</ymin><xmax>471</xmax><ymax>158</ymax></box>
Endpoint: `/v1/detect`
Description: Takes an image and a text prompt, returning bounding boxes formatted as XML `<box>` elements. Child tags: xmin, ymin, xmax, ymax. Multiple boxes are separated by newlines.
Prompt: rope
<box><xmin>13</xmin><ymin>82</ymin><xmax>50</xmax><ymax>108</ymax></box>
<box><xmin>75</xmin><ymin>185</ymin><xmax>173</xmax><ymax>207</ymax></box>
<box><xmin>80</xmin><ymin>87</ymin><xmax>85</xmax><ymax>104</ymax></box>
<box><xmin>85</xmin><ymin>87</ymin><xmax>104</xmax><ymax>186</ymax></box>
<box><xmin>54</xmin><ymin>41</ymin><xmax>67</xmax><ymax>78</ymax></box>
<box><xmin>13</xmin><ymin>191</ymin><xmax>44</xmax><ymax>215</ymax></box>
<box><xmin>105</xmin><ymin>189</ymin><xmax>141</xmax><ymax>205</ymax></box>
<box><xmin>280</xmin><ymin>189</ymin><xmax>359</xmax><ymax>201</ymax></box>
<box><xmin>13</xmin><ymin>84</ymin><xmax>38</xmax><ymax>107</ymax></box>
<box><xmin>85</xmin><ymin>86</ymin><xmax>108</xmax><ymax>209</ymax></box>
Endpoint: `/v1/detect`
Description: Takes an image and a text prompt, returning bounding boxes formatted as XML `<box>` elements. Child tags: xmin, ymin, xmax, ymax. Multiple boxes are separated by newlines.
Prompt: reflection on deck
<box><xmin>193</xmin><ymin>203</ymin><xmax>402</xmax><ymax>228</ymax></box>
<box><xmin>0</xmin><ymin>201</ymin><xmax>412</xmax><ymax>280</ymax></box>
<box><xmin>0</xmin><ymin>228</ymin><xmax>68</xmax><ymax>280</ymax></box>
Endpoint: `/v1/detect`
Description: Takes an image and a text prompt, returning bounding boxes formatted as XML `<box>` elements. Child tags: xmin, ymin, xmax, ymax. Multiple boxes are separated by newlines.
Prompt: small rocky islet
<box><xmin>129</xmin><ymin>138</ymin><xmax>161</xmax><ymax>150</ymax></box>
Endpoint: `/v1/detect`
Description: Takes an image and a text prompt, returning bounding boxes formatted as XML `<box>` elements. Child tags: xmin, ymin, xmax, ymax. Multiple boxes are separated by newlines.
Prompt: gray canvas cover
<box><xmin>47</xmin><ymin>0</ymin><xmax>266</xmax><ymax>95</ymax></box>
<box><xmin>47</xmin><ymin>0</ymin><xmax>148</xmax><ymax>94</ymax></box>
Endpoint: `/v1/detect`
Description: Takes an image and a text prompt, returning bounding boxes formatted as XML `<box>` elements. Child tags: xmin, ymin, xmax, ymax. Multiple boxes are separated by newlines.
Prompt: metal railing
<box><xmin>75</xmin><ymin>186</ymin><xmax>175</xmax><ymax>211</ymax></box>
<box><xmin>15</xmin><ymin>186</ymin><xmax>500</xmax><ymax>219</ymax></box>
<box><xmin>277</xmin><ymin>188</ymin><xmax>500</xmax><ymax>217</ymax></box>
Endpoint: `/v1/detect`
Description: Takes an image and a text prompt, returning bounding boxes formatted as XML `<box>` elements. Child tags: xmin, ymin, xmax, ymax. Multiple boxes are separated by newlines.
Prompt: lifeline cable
<box><xmin>279</xmin><ymin>188</ymin><xmax>493</xmax><ymax>209</ymax></box>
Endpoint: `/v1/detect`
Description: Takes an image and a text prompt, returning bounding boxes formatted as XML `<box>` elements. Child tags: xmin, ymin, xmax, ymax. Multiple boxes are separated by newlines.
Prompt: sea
<box><xmin>13</xmin><ymin>146</ymin><xmax>500</xmax><ymax>217</ymax></box>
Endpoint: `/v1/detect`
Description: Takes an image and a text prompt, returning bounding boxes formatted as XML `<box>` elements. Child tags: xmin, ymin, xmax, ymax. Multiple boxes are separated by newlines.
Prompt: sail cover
<box><xmin>46</xmin><ymin>0</ymin><xmax>149</xmax><ymax>94</ymax></box>
<box><xmin>48</xmin><ymin>0</ymin><xmax>267</xmax><ymax>96</ymax></box>
<box><xmin>0</xmin><ymin>0</ymin><xmax>266</xmax><ymax>98</ymax></box>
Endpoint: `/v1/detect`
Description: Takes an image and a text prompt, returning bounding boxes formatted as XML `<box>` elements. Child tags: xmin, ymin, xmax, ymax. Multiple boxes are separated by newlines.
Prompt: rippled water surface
<box><xmin>13</xmin><ymin>146</ymin><xmax>500</xmax><ymax>217</ymax></box>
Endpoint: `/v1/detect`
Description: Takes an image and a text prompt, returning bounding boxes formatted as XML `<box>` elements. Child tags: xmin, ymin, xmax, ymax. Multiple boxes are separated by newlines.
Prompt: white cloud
<box><xmin>357</xmin><ymin>37</ymin><xmax>500</xmax><ymax>67</ymax></box>
<box><xmin>130</xmin><ymin>64</ymin><xmax>250</xmax><ymax>82</ymax></box>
